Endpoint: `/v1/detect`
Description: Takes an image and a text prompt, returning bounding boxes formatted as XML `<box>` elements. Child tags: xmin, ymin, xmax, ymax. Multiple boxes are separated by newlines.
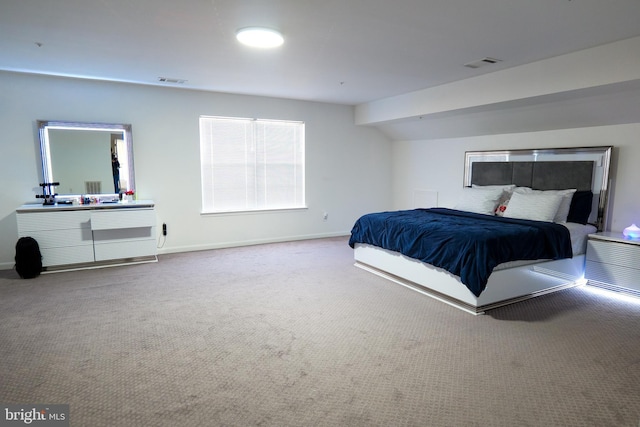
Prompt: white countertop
<box><xmin>17</xmin><ymin>200</ymin><xmax>155</xmax><ymax>213</ymax></box>
<box><xmin>589</xmin><ymin>231</ymin><xmax>640</xmax><ymax>245</ymax></box>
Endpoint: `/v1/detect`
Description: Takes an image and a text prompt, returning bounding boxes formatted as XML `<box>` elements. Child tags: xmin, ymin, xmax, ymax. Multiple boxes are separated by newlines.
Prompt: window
<box><xmin>200</xmin><ymin>116</ymin><xmax>305</xmax><ymax>213</ymax></box>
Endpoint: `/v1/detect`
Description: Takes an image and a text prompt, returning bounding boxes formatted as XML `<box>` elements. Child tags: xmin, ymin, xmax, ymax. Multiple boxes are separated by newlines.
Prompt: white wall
<box><xmin>392</xmin><ymin>124</ymin><xmax>640</xmax><ymax>233</ymax></box>
<box><xmin>0</xmin><ymin>71</ymin><xmax>392</xmax><ymax>269</ymax></box>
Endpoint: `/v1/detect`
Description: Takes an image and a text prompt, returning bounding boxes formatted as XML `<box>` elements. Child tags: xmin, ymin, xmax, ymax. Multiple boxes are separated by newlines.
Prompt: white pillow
<box><xmin>513</xmin><ymin>187</ymin><xmax>577</xmax><ymax>222</ymax></box>
<box><xmin>454</xmin><ymin>187</ymin><xmax>505</xmax><ymax>215</ymax></box>
<box><xmin>472</xmin><ymin>184</ymin><xmax>516</xmax><ymax>205</ymax></box>
<box><xmin>503</xmin><ymin>191</ymin><xmax>564</xmax><ymax>222</ymax></box>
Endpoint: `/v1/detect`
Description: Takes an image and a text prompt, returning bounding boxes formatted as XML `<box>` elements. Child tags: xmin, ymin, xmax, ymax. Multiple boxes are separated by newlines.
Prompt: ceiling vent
<box><xmin>464</xmin><ymin>57</ymin><xmax>502</xmax><ymax>69</ymax></box>
<box><xmin>157</xmin><ymin>77</ymin><xmax>187</xmax><ymax>84</ymax></box>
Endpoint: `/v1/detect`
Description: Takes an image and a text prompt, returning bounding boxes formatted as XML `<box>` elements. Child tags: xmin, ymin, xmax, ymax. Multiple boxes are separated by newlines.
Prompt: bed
<box><xmin>350</xmin><ymin>146</ymin><xmax>613</xmax><ymax>314</ymax></box>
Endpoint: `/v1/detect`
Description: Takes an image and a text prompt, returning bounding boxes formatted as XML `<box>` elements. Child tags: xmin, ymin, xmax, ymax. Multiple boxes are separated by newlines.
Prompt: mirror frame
<box><xmin>37</xmin><ymin>120</ymin><xmax>135</xmax><ymax>199</ymax></box>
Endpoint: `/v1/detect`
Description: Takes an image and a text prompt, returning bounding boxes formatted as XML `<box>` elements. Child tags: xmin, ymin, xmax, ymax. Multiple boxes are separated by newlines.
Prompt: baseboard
<box><xmin>0</xmin><ymin>261</ymin><xmax>15</xmax><ymax>271</ymax></box>
<box><xmin>157</xmin><ymin>231</ymin><xmax>351</xmax><ymax>255</ymax></box>
<box><xmin>42</xmin><ymin>256</ymin><xmax>158</xmax><ymax>274</ymax></box>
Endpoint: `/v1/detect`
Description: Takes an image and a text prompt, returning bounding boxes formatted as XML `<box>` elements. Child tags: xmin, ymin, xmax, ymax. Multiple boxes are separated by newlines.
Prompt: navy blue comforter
<box><xmin>348</xmin><ymin>208</ymin><xmax>572</xmax><ymax>297</ymax></box>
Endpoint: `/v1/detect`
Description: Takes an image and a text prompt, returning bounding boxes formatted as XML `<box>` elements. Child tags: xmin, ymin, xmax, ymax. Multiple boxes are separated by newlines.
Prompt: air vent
<box><xmin>85</xmin><ymin>181</ymin><xmax>102</xmax><ymax>194</ymax></box>
<box><xmin>464</xmin><ymin>57</ymin><xmax>502</xmax><ymax>69</ymax></box>
<box><xmin>157</xmin><ymin>77</ymin><xmax>187</xmax><ymax>84</ymax></box>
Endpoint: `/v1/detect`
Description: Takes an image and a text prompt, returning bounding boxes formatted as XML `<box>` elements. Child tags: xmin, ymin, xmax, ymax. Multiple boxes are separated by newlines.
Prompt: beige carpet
<box><xmin>1</xmin><ymin>236</ymin><xmax>639</xmax><ymax>426</ymax></box>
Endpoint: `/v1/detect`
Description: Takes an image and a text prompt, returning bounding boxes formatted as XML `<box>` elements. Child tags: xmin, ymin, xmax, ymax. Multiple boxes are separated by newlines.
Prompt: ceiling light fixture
<box><xmin>236</xmin><ymin>27</ymin><xmax>284</xmax><ymax>48</ymax></box>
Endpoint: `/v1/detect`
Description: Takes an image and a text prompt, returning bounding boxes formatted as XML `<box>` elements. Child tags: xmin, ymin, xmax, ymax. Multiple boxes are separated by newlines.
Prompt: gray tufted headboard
<box><xmin>471</xmin><ymin>161</ymin><xmax>594</xmax><ymax>191</ymax></box>
<box><xmin>464</xmin><ymin>147</ymin><xmax>613</xmax><ymax>231</ymax></box>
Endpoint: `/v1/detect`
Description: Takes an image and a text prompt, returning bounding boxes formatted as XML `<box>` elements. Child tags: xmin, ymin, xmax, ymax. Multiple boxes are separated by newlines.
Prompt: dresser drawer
<box><xmin>586</xmin><ymin>240</ymin><xmax>640</xmax><ymax>270</ymax></box>
<box><xmin>17</xmin><ymin>210</ymin><xmax>91</xmax><ymax>232</ymax></box>
<box><xmin>94</xmin><ymin>238</ymin><xmax>157</xmax><ymax>262</ymax></box>
<box><xmin>23</xmin><ymin>229</ymin><xmax>93</xmax><ymax>250</ymax></box>
<box><xmin>90</xmin><ymin>209</ymin><xmax>155</xmax><ymax>230</ymax></box>
<box><xmin>41</xmin><ymin>246</ymin><xmax>95</xmax><ymax>267</ymax></box>
<box><xmin>585</xmin><ymin>260</ymin><xmax>640</xmax><ymax>293</ymax></box>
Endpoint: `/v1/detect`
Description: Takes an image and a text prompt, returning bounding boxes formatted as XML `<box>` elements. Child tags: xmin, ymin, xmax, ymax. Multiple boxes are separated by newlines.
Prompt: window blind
<box><xmin>200</xmin><ymin>116</ymin><xmax>305</xmax><ymax>213</ymax></box>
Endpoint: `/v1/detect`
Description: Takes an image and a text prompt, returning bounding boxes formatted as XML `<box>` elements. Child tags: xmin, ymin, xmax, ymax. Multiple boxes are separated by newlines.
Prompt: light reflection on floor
<box><xmin>579</xmin><ymin>282</ymin><xmax>640</xmax><ymax>306</ymax></box>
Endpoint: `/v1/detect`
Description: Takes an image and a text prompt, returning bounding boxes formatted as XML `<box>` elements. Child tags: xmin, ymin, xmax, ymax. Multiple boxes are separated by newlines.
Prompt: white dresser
<box><xmin>585</xmin><ymin>232</ymin><xmax>640</xmax><ymax>296</ymax></box>
<box><xmin>16</xmin><ymin>201</ymin><xmax>157</xmax><ymax>271</ymax></box>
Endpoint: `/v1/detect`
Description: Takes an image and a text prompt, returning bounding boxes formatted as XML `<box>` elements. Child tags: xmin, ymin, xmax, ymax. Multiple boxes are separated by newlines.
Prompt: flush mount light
<box><xmin>236</xmin><ymin>27</ymin><xmax>284</xmax><ymax>48</ymax></box>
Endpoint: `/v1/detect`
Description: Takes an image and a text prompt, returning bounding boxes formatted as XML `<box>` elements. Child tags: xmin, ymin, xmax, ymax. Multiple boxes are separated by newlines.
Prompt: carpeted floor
<box><xmin>1</xmin><ymin>236</ymin><xmax>639</xmax><ymax>426</ymax></box>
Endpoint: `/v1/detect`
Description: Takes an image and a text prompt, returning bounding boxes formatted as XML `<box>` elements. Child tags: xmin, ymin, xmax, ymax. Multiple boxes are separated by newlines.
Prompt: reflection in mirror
<box><xmin>38</xmin><ymin>121</ymin><xmax>135</xmax><ymax>198</ymax></box>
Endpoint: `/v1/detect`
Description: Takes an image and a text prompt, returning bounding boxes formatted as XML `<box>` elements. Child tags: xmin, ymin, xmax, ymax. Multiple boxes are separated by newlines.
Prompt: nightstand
<box><xmin>585</xmin><ymin>232</ymin><xmax>640</xmax><ymax>297</ymax></box>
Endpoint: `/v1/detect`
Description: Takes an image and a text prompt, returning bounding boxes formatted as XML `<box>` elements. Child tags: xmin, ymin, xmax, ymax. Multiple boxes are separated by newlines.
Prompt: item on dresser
<box><xmin>622</xmin><ymin>224</ymin><xmax>640</xmax><ymax>239</ymax></box>
<box><xmin>121</xmin><ymin>189</ymin><xmax>135</xmax><ymax>203</ymax></box>
<box><xmin>35</xmin><ymin>182</ymin><xmax>60</xmax><ymax>205</ymax></box>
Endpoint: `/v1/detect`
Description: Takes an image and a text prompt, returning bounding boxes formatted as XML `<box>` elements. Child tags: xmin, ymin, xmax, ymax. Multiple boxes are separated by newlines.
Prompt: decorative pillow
<box><xmin>495</xmin><ymin>199</ymin><xmax>509</xmax><ymax>216</ymax></box>
<box><xmin>567</xmin><ymin>191</ymin><xmax>593</xmax><ymax>224</ymax></box>
<box><xmin>513</xmin><ymin>187</ymin><xmax>577</xmax><ymax>223</ymax></box>
<box><xmin>454</xmin><ymin>187</ymin><xmax>505</xmax><ymax>215</ymax></box>
<box><xmin>472</xmin><ymin>184</ymin><xmax>516</xmax><ymax>207</ymax></box>
<box><xmin>503</xmin><ymin>191</ymin><xmax>564</xmax><ymax>222</ymax></box>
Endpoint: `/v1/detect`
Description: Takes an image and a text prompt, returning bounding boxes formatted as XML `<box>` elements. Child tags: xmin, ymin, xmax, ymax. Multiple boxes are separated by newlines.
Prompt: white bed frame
<box><xmin>354</xmin><ymin>243</ymin><xmax>586</xmax><ymax>315</ymax></box>
<box><xmin>352</xmin><ymin>146</ymin><xmax>613</xmax><ymax>314</ymax></box>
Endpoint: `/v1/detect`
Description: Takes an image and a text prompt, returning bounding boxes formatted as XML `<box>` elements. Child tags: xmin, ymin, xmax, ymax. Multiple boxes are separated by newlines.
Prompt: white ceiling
<box><xmin>3</xmin><ymin>0</ymin><xmax>640</xmax><ymax>106</ymax></box>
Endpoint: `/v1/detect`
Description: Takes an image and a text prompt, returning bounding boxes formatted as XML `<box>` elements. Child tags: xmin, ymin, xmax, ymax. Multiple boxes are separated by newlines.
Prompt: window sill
<box><xmin>200</xmin><ymin>206</ymin><xmax>308</xmax><ymax>217</ymax></box>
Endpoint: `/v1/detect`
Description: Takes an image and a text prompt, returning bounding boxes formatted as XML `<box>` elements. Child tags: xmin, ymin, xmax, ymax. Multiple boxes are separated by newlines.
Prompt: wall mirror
<box><xmin>37</xmin><ymin>120</ymin><xmax>135</xmax><ymax>198</ymax></box>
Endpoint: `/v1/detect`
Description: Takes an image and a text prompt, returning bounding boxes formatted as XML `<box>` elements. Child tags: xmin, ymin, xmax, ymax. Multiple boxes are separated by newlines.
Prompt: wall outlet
<box><xmin>162</xmin><ymin>223</ymin><xmax>167</xmax><ymax>236</ymax></box>
<box><xmin>323</xmin><ymin>212</ymin><xmax>328</xmax><ymax>221</ymax></box>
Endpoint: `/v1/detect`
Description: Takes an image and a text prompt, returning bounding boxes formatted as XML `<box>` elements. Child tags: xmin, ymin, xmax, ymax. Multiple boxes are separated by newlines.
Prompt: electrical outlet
<box><xmin>323</xmin><ymin>212</ymin><xmax>328</xmax><ymax>221</ymax></box>
<box><xmin>162</xmin><ymin>223</ymin><xmax>167</xmax><ymax>236</ymax></box>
